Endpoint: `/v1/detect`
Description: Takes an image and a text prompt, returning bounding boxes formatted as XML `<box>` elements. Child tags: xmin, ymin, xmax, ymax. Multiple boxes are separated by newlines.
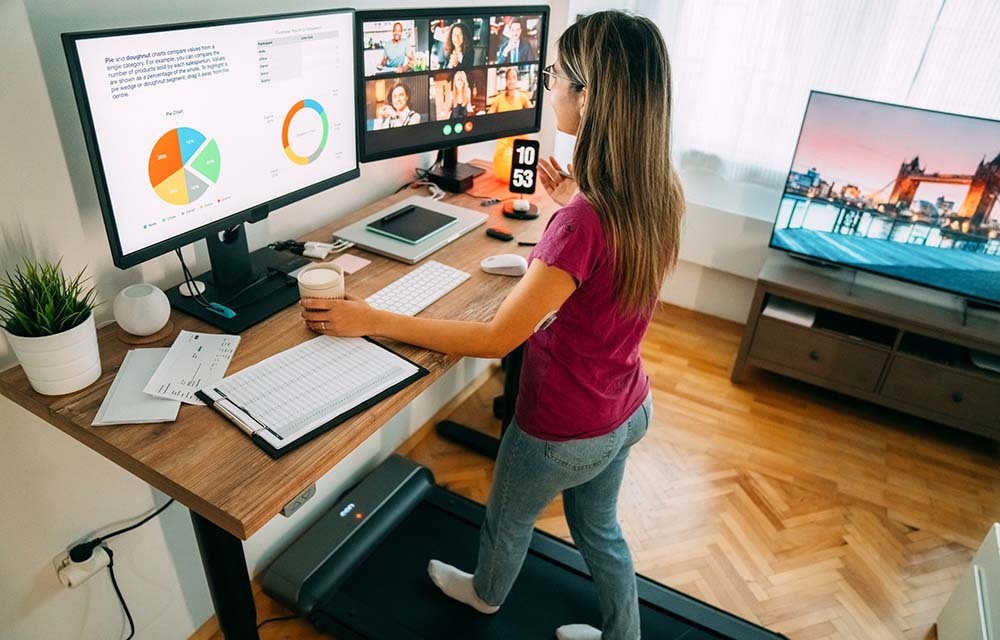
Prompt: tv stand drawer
<box><xmin>881</xmin><ymin>355</ymin><xmax>1000</xmax><ymax>432</ymax></box>
<box><xmin>749</xmin><ymin>317</ymin><xmax>888</xmax><ymax>392</ymax></box>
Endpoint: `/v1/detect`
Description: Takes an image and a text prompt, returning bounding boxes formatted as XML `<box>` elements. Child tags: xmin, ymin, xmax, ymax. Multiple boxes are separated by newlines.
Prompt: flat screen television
<box><xmin>770</xmin><ymin>91</ymin><xmax>1000</xmax><ymax>307</ymax></box>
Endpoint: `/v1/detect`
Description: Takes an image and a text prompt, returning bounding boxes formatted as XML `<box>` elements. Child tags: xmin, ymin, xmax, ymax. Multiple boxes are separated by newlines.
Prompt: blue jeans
<box><xmin>473</xmin><ymin>392</ymin><xmax>652</xmax><ymax>640</ymax></box>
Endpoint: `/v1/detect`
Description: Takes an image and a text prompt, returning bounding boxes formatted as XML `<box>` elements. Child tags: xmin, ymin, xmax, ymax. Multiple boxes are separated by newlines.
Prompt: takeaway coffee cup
<box><xmin>297</xmin><ymin>262</ymin><xmax>345</xmax><ymax>303</ymax></box>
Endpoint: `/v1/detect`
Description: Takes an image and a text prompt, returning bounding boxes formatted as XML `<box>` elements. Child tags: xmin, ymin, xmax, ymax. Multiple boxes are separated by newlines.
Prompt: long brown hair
<box><xmin>444</xmin><ymin>22</ymin><xmax>472</xmax><ymax>59</ymax></box>
<box><xmin>558</xmin><ymin>11</ymin><xmax>684</xmax><ymax>315</ymax></box>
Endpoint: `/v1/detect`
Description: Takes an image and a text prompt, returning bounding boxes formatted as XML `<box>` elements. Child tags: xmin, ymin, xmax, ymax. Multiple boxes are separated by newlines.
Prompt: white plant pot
<box><xmin>3</xmin><ymin>313</ymin><xmax>102</xmax><ymax>396</ymax></box>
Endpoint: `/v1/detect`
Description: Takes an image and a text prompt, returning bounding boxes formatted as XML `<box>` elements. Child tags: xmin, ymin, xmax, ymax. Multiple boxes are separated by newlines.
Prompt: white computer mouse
<box><xmin>481</xmin><ymin>254</ymin><xmax>528</xmax><ymax>277</ymax></box>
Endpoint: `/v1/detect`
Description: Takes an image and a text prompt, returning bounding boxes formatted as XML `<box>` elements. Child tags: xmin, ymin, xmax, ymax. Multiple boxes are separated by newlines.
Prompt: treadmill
<box><xmin>264</xmin><ymin>455</ymin><xmax>787</xmax><ymax>639</ymax></box>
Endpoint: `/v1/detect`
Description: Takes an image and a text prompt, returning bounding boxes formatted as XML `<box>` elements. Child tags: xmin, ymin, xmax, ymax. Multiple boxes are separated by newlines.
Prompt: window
<box><xmin>641</xmin><ymin>0</ymin><xmax>1000</xmax><ymax>194</ymax></box>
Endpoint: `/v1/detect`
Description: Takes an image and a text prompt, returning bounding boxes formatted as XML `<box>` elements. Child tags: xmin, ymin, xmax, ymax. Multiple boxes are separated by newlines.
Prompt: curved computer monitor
<box><xmin>63</xmin><ymin>9</ymin><xmax>358</xmax><ymax>331</ymax></box>
<box><xmin>356</xmin><ymin>6</ymin><xmax>548</xmax><ymax>191</ymax></box>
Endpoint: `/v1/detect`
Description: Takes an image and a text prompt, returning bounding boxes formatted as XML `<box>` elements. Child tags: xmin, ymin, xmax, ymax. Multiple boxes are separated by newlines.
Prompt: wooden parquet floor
<box><xmin>203</xmin><ymin>304</ymin><xmax>1000</xmax><ymax>640</ymax></box>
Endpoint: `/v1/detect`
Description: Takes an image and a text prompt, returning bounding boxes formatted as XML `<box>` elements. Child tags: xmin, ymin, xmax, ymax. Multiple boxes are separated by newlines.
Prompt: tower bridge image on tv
<box><xmin>889</xmin><ymin>153</ymin><xmax>1000</xmax><ymax>228</ymax></box>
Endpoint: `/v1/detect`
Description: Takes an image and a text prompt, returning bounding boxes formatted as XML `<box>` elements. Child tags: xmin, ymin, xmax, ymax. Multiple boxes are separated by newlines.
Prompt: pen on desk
<box><xmin>379</xmin><ymin>204</ymin><xmax>415</xmax><ymax>224</ymax></box>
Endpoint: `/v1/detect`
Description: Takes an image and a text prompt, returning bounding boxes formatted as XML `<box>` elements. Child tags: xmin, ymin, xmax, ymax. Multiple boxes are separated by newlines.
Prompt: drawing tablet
<box><xmin>333</xmin><ymin>196</ymin><xmax>488</xmax><ymax>265</ymax></box>
<box><xmin>365</xmin><ymin>206</ymin><xmax>458</xmax><ymax>245</ymax></box>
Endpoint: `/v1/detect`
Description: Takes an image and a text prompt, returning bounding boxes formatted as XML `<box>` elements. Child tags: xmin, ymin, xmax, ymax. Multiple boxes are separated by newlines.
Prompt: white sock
<box><xmin>427</xmin><ymin>559</ymin><xmax>499</xmax><ymax>614</ymax></box>
<box><xmin>556</xmin><ymin>623</ymin><xmax>602</xmax><ymax>640</ymax></box>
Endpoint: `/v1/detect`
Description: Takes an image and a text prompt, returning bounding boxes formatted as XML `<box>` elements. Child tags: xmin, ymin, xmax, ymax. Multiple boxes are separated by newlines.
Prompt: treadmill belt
<box><xmin>316</xmin><ymin>494</ymin><xmax>719</xmax><ymax>639</ymax></box>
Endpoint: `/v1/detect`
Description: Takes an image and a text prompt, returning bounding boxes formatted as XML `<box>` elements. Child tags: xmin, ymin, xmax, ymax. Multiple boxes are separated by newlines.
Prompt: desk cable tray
<box><xmin>197</xmin><ymin>336</ymin><xmax>428</xmax><ymax>458</ymax></box>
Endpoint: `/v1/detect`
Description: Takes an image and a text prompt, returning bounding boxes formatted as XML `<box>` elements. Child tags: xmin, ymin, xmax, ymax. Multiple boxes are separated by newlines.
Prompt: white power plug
<box><xmin>54</xmin><ymin>545</ymin><xmax>110</xmax><ymax>588</ymax></box>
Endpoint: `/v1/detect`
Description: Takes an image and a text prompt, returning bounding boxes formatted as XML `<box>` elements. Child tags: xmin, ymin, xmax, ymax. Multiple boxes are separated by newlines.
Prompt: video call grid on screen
<box><xmin>356</xmin><ymin>7</ymin><xmax>548</xmax><ymax>161</ymax></box>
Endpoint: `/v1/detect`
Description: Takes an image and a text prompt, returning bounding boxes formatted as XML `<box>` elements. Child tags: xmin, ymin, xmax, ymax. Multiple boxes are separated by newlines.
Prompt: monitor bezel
<box><xmin>769</xmin><ymin>89</ymin><xmax>1000</xmax><ymax>307</ymax></box>
<box><xmin>62</xmin><ymin>8</ymin><xmax>360</xmax><ymax>270</ymax></box>
<box><xmin>355</xmin><ymin>5</ymin><xmax>550</xmax><ymax>164</ymax></box>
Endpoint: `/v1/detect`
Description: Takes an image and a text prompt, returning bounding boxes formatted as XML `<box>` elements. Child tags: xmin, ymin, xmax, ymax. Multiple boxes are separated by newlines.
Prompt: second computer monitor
<box><xmin>356</xmin><ymin>6</ymin><xmax>548</xmax><ymax>163</ymax></box>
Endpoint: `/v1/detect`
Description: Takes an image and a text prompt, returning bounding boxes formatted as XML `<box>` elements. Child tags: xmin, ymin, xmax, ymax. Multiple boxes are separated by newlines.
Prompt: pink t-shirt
<box><xmin>515</xmin><ymin>193</ymin><xmax>652</xmax><ymax>441</ymax></box>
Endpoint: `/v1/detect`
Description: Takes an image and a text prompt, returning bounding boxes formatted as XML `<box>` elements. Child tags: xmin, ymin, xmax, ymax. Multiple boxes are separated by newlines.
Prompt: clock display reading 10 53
<box><xmin>509</xmin><ymin>139</ymin><xmax>539</xmax><ymax>195</ymax></box>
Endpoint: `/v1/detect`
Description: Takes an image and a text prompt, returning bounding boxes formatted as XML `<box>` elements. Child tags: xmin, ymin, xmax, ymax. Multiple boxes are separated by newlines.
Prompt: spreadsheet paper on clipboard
<box><xmin>197</xmin><ymin>336</ymin><xmax>428</xmax><ymax>458</ymax></box>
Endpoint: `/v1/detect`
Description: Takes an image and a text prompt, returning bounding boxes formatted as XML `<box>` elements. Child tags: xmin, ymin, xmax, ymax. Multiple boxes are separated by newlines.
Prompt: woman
<box><xmin>303</xmin><ymin>11</ymin><xmax>683</xmax><ymax>640</ymax></box>
<box><xmin>373</xmin><ymin>82</ymin><xmax>420</xmax><ymax>129</ymax></box>
<box><xmin>444</xmin><ymin>22</ymin><xmax>474</xmax><ymax>69</ymax></box>
<box><xmin>487</xmin><ymin>67</ymin><xmax>532</xmax><ymax>113</ymax></box>
<box><xmin>449</xmin><ymin>70</ymin><xmax>473</xmax><ymax>119</ymax></box>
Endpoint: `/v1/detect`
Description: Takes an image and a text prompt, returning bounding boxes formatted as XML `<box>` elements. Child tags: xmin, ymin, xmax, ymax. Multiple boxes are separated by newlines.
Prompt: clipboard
<box><xmin>196</xmin><ymin>336</ymin><xmax>428</xmax><ymax>459</ymax></box>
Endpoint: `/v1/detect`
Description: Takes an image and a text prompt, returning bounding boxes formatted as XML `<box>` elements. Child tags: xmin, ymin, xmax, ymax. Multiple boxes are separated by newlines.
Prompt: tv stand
<box><xmin>732</xmin><ymin>255</ymin><xmax>1000</xmax><ymax>440</ymax></box>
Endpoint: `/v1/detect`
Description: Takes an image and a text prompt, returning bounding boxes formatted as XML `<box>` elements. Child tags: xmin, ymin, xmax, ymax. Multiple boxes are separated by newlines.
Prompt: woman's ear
<box><xmin>577</xmin><ymin>87</ymin><xmax>588</xmax><ymax>116</ymax></box>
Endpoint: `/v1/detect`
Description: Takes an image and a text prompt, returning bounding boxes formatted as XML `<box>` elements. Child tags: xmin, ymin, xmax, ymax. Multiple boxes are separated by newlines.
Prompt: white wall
<box><xmin>666</xmin><ymin>177</ymin><xmax>780</xmax><ymax>323</ymax></box>
<box><xmin>0</xmin><ymin>1</ymin><xmax>567</xmax><ymax>639</ymax></box>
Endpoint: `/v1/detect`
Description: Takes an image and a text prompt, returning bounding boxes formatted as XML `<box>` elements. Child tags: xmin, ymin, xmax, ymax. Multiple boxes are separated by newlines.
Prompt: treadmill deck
<box><xmin>311</xmin><ymin>487</ymin><xmax>775</xmax><ymax>639</ymax></box>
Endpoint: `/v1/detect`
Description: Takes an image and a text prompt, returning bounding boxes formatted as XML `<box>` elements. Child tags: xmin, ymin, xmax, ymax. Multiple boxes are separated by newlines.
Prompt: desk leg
<box><xmin>435</xmin><ymin>344</ymin><xmax>523</xmax><ymax>458</ymax></box>
<box><xmin>191</xmin><ymin>512</ymin><xmax>260</xmax><ymax>640</ymax></box>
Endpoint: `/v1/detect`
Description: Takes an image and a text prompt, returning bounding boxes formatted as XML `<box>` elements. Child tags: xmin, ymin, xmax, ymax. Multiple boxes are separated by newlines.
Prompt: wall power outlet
<box><xmin>53</xmin><ymin>546</ymin><xmax>110</xmax><ymax>588</ymax></box>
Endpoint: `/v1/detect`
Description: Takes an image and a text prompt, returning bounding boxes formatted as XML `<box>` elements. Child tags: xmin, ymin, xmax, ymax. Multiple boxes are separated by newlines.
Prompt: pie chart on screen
<box><xmin>148</xmin><ymin>127</ymin><xmax>221</xmax><ymax>205</ymax></box>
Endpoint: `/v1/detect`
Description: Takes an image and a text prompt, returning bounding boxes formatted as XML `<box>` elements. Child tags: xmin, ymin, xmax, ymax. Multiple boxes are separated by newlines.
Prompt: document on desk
<box><xmin>144</xmin><ymin>331</ymin><xmax>240</xmax><ymax>405</ymax></box>
<box><xmin>196</xmin><ymin>335</ymin><xmax>428</xmax><ymax>458</ymax></box>
<box><xmin>93</xmin><ymin>349</ymin><xmax>181</xmax><ymax>425</ymax></box>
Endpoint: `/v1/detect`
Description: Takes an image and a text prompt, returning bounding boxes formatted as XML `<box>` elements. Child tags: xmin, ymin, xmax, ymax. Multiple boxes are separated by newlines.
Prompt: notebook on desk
<box><xmin>196</xmin><ymin>336</ymin><xmax>428</xmax><ymax>458</ymax></box>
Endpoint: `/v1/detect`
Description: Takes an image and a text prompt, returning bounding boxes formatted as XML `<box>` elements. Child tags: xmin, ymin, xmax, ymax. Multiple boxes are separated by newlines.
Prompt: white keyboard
<box><xmin>366</xmin><ymin>260</ymin><xmax>470</xmax><ymax>316</ymax></box>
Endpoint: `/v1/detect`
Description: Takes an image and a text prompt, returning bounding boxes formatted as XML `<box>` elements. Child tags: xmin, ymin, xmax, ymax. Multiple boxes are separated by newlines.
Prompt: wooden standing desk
<box><xmin>0</xmin><ymin>160</ymin><xmax>555</xmax><ymax>639</ymax></box>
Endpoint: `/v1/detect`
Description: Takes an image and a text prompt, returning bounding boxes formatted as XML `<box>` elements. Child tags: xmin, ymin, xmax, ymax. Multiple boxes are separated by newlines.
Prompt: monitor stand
<box><xmin>165</xmin><ymin>224</ymin><xmax>308</xmax><ymax>333</ymax></box>
<box><xmin>425</xmin><ymin>146</ymin><xmax>485</xmax><ymax>193</ymax></box>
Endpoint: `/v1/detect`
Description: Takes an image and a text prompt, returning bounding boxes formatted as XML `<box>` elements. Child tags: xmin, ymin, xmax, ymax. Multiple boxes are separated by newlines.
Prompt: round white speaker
<box><xmin>113</xmin><ymin>284</ymin><xmax>171</xmax><ymax>337</ymax></box>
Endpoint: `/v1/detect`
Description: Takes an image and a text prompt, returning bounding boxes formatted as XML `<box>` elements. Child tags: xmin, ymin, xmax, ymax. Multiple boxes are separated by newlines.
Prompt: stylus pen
<box><xmin>380</xmin><ymin>204</ymin><xmax>416</xmax><ymax>224</ymax></box>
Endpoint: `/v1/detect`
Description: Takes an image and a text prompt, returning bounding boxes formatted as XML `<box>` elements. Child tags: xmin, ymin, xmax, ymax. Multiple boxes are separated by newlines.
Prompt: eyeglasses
<box><xmin>542</xmin><ymin>64</ymin><xmax>581</xmax><ymax>91</ymax></box>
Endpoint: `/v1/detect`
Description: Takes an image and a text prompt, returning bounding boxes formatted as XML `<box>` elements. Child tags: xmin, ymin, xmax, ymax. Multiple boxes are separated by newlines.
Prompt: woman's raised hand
<box><xmin>538</xmin><ymin>156</ymin><xmax>577</xmax><ymax>207</ymax></box>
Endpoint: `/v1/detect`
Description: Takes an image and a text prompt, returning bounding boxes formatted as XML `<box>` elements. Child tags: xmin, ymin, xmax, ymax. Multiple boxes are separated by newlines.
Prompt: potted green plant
<box><xmin>0</xmin><ymin>260</ymin><xmax>101</xmax><ymax>395</ymax></box>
